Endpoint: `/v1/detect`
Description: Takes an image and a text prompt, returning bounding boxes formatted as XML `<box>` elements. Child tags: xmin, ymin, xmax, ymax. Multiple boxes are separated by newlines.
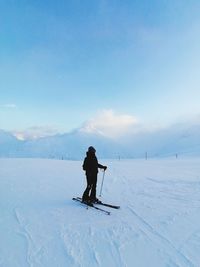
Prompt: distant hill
<box><xmin>0</xmin><ymin>130</ymin><xmax>22</xmax><ymax>157</ymax></box>
<box><xmin>1</xmin><ymin>122</ymin><xmax>200</xmax><ymax>159</ymax></box>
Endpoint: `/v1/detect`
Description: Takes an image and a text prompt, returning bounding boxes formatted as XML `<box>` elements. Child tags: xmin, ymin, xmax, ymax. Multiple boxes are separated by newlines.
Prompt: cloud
<box><xmin>80</xmin><ymin>109</ymin><xmax>139</xmax><ymax>138</ymax></box>
<box><xmin>0</xmin><ymin>104</ymin><xmax>17</xmax><ymax>108</ymax></box>
<box><xmin>13</xmin><ymin>126</ymin><xmax>59</xmax><ymax>140</ymax></box>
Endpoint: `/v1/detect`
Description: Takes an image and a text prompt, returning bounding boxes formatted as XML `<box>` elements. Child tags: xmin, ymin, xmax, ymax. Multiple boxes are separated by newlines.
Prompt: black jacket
<box><xmin>82</xmin><ymin>151</ymin><xmax>104</xmax><ymax>175</ymax></box>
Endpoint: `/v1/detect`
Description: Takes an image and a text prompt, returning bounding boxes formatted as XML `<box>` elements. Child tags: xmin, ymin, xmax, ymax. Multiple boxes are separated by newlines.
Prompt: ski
<box><xmin>76</xmin><ymin>197</ymin><xmax>120</xmax><ymax>209</ymax></box>
<box><xmin>96</xmin><ymin>201</ymin><xmax>120</xmax><ymax>209</ymax></box>
<box><xmin>72</xmin><ymin>197</ymin><xmax>111</xmax><ymax>215</ymax></box>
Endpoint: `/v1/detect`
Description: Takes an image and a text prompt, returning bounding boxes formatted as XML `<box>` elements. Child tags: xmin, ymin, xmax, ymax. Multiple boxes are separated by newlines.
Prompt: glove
<box><xmin>103</xmin><ymin>166</ymin><xmax>107</xmax><ymax>171</ymax></box>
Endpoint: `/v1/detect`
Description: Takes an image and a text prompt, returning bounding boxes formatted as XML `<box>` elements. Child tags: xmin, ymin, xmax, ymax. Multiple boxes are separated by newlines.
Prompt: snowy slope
<box><xmin>0</xmin><ymin>158</ymin><xmax>200</xmax><ymax>267</ymax></box>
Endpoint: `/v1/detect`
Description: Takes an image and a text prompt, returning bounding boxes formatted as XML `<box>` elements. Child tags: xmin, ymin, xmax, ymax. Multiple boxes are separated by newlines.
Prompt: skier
<box><xmin>82</xmin><ymin>146</ymin><xmax>107</xmax><ymax>204</ymax></box>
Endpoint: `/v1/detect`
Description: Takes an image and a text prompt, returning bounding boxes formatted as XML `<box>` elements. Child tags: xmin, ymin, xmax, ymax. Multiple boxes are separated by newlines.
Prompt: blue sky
<box><xmin>1</xmin><ymin>0</ymin><xmax>200</xmax><ymax>138</ymax></box>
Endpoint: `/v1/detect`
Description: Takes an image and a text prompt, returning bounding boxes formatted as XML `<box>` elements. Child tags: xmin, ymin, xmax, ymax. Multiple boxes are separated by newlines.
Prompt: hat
<box><xmin>88</xmin><ymin>146</ymin><xmax>96</xmax><ymax>153</ymax></box>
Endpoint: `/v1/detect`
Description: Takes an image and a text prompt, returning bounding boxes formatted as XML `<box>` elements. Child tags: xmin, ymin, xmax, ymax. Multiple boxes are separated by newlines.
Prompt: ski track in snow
<box><xmin>59</xmin><ymin>221</ymin><xmax>136</xmax><ymax>267</ymax></box>
<box><xmin>1</xmin><ymin>158</ymin><xmax>200</xmax><ymax>266</ymax></box>
<box><xmin>111</xmin><ymin>161</ymin><xmax>199</xmax><ymax>267</ymax></box>
<box><xmin>14</xmin><ymin>208</ymin><xmax>43</xmax><ymax>267</ymax></box>
<box><xmin>127</xmin><ymin>205</ymin><xmax>194</xmax><ymax>267</ymax></box>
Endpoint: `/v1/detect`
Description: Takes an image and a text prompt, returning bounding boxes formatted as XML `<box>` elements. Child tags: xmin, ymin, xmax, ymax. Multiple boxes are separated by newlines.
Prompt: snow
<box><xmin>0</xmin><ymin>158</ymin><xmax>200</xmax><ymax>267</ymax></box>
<box><xmin>1</xmin><ymin>121</ymin><xmax>200</xmax><ymax>159</ymax></box>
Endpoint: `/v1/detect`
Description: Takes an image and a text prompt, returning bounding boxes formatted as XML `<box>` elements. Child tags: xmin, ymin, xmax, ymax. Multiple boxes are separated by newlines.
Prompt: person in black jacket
<box><xmin>82</xmin><ymin>146</ymin><xmax>107</xmax><ymax>203</ymax></box>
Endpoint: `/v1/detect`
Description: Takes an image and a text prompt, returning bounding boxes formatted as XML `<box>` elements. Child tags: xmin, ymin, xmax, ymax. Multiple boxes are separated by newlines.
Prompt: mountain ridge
<box><xmin>1</xmin><ymin>122</ymin><xmax>200</xmax><ymax>159</ymax></box>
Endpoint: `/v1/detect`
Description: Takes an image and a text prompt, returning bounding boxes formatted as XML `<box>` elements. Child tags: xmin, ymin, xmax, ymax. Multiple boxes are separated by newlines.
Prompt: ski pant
<box><xmin>82</xmin><ymin>173</ymin><xmax>97</xmax><ymax>201</ymax></box>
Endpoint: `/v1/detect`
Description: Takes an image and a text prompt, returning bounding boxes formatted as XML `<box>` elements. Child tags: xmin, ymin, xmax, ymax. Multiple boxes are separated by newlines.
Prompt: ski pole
<box><xmin>99</xmin><ymin>170</ymin><xmax>105</xmax><ymax>197</ymax></box>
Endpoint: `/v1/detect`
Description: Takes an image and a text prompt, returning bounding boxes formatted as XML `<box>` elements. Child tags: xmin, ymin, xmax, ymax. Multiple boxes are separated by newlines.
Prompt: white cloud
<box><xmin>13</xmin><ymin>126</ymin><xmax>59</xmax><ymax>140</ymax></box>
<box><xmin>0</xmin><ymin>104</ymin><xmax>17</xmax><ymax>108</ymax></box>
<box><xmin>80</xmin><ymin>109</ymin><xmax>139</xmax><ymax>138</ymax></box>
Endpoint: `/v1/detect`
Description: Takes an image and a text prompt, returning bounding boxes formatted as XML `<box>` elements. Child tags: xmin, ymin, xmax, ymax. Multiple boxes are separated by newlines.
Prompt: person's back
<box><xmin>83</xmin><ymin>151</ymin><xmax>99</xmax><ymax>175</ymax></box>
<box><xmin>82</xmin><ymin>146</ymin><xmax>107</xmax><ymax>203</ymax></box>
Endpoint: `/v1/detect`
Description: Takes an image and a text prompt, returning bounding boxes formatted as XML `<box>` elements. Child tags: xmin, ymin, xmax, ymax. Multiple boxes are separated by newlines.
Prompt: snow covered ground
<box><xmin>0</xmin><ymin>158</ymin><xmax>200</xmax><ymax>267</ymax></box>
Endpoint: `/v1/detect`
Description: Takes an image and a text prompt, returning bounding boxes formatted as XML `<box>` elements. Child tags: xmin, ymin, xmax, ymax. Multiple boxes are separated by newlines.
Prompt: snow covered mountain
<box><xmin>1</xmin><ymin>122</ymin><xmax>200</xmax><ymax>159</ymax></box>
<box><xmin>122</xmin><ymin>122</ymin><xmax>200</xmax><ymax>158</ymax></box>
<box><xmin>18</xmin><ymin>130</ymin><xmax>121</xmax><ymax>159</ymax></box>
<box><xmin>0</xmin><ymin>130</ymin><xmax>22</xmax><ymax>157</ymax></box>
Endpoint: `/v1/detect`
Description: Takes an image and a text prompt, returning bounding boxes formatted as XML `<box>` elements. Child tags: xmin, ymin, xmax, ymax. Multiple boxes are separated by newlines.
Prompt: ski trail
<box><xmin>60</xmin><ymin>224</ymin><xmax>85</xmax><ymax>267</ymax></box>
<box><xmin>127</xmin><ymin>205</ymin><xmax>194</xmax><ymax>267</ymax></box>
<box><xmin>60</xmin><ymin>222</ymin><xmax>129</xmax><ymax>267</ymax></box>
<box><xmin>178</xmin><ymin>229</ymin><xmax>200</xmax><ymax>266</ymax></box>
<box><xmin>14</xmin><ymin>208</ymin><xmax>43</xmax><ymax>267</ymax></box>
<box><xmin>14</xmin><ymin>208</ymin><xmax>33</xmax><ymax>267</ymax></box>
<box><xmin>88</xmin><ymin>226</ymin><xmax>101</xmax><ymax>267</ymax></box>
<box><xmin>107</xmin><ymin>227</ymin><xmax>127</xmax><ymax>267</ymax></box>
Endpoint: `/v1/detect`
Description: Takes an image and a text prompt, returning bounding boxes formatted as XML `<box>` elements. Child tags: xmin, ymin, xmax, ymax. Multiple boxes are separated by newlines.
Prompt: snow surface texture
<box><xmin>0</xmin><ymin>158</ymin><xmax>200</xmax><ymax>267</ymax></box>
